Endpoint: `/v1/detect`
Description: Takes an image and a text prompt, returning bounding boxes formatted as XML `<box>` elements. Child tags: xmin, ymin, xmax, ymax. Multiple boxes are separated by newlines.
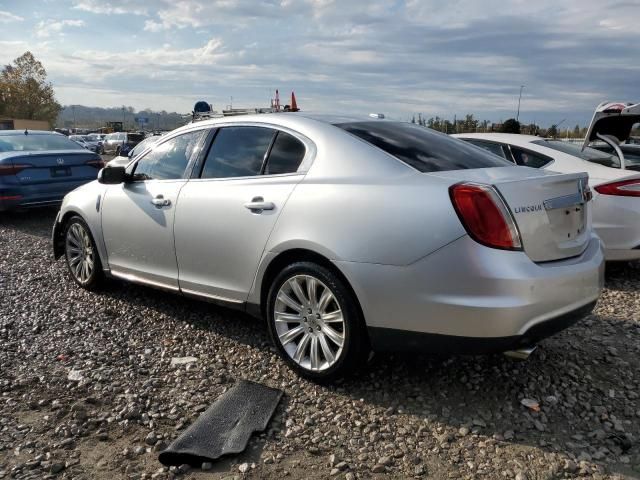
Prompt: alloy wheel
<box><xmin>65</xmin><ymin>223</ymin><xmax>95</xmax><ymax>284</ymax></box>
<box><xmin>273</xmin><ymin>274</ymin><xmax>345</xmax><ymax>371</ymax></box>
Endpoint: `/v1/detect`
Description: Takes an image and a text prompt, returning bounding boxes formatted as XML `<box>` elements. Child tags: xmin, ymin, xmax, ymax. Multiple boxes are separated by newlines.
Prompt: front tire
<box><xmin>266</xmin><ymin>262</ymin><xmax>368</xmax><ymax>381</ymax></box>
<box><xmin>64</xmin><ymin>216</ymin><xmax>103</xmax><ymax>290</ymax></box>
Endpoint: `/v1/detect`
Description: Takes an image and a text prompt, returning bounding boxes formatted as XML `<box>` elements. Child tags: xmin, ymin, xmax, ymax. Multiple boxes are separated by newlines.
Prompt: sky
<box><xmin>0</xmin><ymin>0</ymin><xmax>638</xmax><ymax>126</ymax></box>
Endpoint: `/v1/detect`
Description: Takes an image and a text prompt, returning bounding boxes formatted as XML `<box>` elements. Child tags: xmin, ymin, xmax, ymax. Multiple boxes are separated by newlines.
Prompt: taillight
<box><xmin>594</xmin><ymin>178</ymin><xmax>640</xmax><ymax>197</ymax></box>
<box><xmin>449</xmin><ymin>182</ymin><xmax>522</xmax><ymax>250</ymax></box>
<box><xmin>0</xmin><ymin>164</ymin><xmax>30</xmax><ymax>176</ymax></box>
<box><xmin>86</xmin><ymin>159</ymin><xmax>105</xmax><ymax>169</ymax></box>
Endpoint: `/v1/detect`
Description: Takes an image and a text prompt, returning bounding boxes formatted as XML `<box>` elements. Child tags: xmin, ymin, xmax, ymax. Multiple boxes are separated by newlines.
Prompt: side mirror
<box><xmin>98</xmin><ymin>166</ymin><xmax>127</xmax><ymax>184</ymax></box>
<box><xmin>128</xmin><ymin>149</ymin><xmax>135</xmax><ymax>158</ymax></box>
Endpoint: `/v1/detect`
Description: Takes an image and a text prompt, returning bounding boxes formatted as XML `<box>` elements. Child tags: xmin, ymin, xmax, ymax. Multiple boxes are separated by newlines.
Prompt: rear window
<box><xmin>335</xmin><ymin>122</ymin><xmax>510</xmax><ymax>172</ymax></box>
<box><xmin>0</xmin><ymin>133</ymin><xmax>84</xmax><ymax>152</ymax></box>
<box><xmin>532</xmin><ymin>140</ymin><xmax>620</xmax><ymax>168</ymax></box>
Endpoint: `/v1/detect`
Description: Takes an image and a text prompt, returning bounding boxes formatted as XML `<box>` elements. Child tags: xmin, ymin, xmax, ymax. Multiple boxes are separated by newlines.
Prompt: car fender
<box><xmin>53</xmin><ymin>181</ymin><xmax>110</xmax><ymax>269</ymax></box>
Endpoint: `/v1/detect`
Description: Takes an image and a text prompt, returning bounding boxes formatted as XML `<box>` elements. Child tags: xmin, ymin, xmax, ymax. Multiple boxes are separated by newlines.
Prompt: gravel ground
<box><xmin>1</xmin><ymin>208</ymin><xmax>639</xmax><ymax>480</ymax></box>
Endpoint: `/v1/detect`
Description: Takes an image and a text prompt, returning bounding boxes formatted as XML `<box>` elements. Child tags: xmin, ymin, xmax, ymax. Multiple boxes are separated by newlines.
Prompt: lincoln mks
<box><xmin>52</xmin><ymin>114</ymin><xmax>604</xmax><ymax>380</ymax></box>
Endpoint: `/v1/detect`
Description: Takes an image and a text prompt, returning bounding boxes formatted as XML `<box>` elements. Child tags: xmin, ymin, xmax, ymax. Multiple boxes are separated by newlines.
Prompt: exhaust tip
<box><xmin>503</xmin><ymin>346</ymin><xmax>537</xmax><ymax>361</ymax></box>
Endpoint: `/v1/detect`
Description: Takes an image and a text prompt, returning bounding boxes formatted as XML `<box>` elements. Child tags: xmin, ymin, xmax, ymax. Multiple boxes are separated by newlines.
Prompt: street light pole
<box><xmin>516</xmin><ymin>85</ymin><xmax>525</xmax><ymax>123</ymax></box>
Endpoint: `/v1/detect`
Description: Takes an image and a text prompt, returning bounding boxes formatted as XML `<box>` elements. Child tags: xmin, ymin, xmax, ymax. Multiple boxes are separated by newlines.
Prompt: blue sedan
<box><xmin>0</xmin><ymin>130</ymin><xmax>104</xmax><ymax>211</ymax></box>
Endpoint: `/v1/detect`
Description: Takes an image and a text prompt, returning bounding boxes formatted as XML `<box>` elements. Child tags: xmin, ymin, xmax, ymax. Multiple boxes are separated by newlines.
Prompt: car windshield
<box><xmin>532</xmin><ymin>139</ymin><xmax>621</xmax><ymax>168</ymax></box>
<box><xmin>335</xmin><ymin>121</ymin><xmax>510</xmax><ymax>172</ymax></box>
<box><xmin>0</xmin><ymin>133</ymin><xmax>85</xmax><ymax>152</ymax></box>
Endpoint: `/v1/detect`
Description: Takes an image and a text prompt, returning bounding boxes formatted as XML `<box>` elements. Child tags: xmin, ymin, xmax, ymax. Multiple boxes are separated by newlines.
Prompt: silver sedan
<box><xmin>52</xmin><ymin>114</ymin><xmax>604</xmax><ymax>380</ymax></box>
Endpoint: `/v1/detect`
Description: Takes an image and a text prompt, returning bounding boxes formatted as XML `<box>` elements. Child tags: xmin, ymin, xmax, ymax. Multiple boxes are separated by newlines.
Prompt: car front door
<box><xmin>101</xmin><ymin>129</ymin><xmax>206</xmax><ymax>289</ymax></box>
<box><xmin>174</xmin><ymin>125</ymin><xmax>310</xmax><ymax>302</ymax></box>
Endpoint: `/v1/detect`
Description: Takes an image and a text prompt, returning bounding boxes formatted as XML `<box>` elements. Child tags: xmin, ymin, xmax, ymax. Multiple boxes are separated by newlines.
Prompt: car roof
<box><xmin>186</xmin><ymin>112</ymin><xmax>391</xmax><ymax>129</ymax></box>
<box><xmin>0</xmin><ymin>130</ymin><xmax>62</xmax><ymax>136</ymax></box>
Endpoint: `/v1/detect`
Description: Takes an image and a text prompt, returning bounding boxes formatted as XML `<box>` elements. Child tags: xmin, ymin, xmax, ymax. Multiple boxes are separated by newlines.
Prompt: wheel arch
<box><xmin>256</xmin><ymin>248</ymin><xmax>366</xmax><ymax>329</ymax></box>
<box><xmin>53</xmin><ymin>210</ymin><xmax>85</xmax><ymax>259</ymax></box>
<box><xmin>53</xmin><ymin>209</ymin><xmax>106</xmax><ymax>268</ymax></box>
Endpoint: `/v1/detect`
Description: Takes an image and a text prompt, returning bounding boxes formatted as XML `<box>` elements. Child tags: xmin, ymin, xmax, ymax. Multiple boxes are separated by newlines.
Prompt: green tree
<box><xmin>0</xmin><ymin>51</ymin><xmax>61</xmax><ymax>126</ymax></box>
<box><xmin>573</xmin><ymin>124</ymin><xmax>581</xmax><ymax>138</ymax></box>
<box><xmin>547</xmin><ymin>125</ymin><xmax>558</xmax><ymax>138</ymax></box>
<box><xmin>500</xmin><ymin>118</ymin><xmax>521</xmax><ymax>134</ymax></box>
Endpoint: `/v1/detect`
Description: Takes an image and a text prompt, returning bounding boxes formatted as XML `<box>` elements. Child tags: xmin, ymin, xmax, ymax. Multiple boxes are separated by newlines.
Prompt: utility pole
<box><xmin>516</xmin><ymin>85</ymin><xmax>525</xmax><ymax>123</ymax></box>
<box><xmin>72</xmin><ymin>106</ymin><xmax>76</xmax><ymax>131</ymax></box>
<box><xmin>122</xmin><ymin>107</ymin><xmax>125</xmax><ymax>130</ymax></box>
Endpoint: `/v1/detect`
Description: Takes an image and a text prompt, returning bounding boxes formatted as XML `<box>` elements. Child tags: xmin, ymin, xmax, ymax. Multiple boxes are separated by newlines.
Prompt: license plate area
<box><xmin>547</xmin><ymin>205</ymin><xmax>586</xmax><ymax>240</ymax></box>
<box><xmin>51</xmin><ymin>166</ymin><xmax>71</xmax><ymax>177</ymax></box>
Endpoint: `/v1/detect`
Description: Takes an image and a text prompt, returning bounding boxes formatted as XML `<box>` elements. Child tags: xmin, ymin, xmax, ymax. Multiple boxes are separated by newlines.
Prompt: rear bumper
<box><xmin>592</xmin><ymin>193</ymin><xmax>640</xmax><ymax>261</ymax></box>
<box><xmin>368</xmin><ymin>300</ymin><xmax>596</xmax><ymax>353</ymax></box>
<box><xmin>0</xmin><ymin>180</ymin><xmax>90</xmax><ymax>211</ymax></box>
<box><xmin>336</xmin><ymin>233</ymin><xmax>604</xmax><ymax>349</ymax></box>
<box><xmin>605</xmin><ymin>248</ymin><xmax>640</xmax><ymax>262</ymax></box>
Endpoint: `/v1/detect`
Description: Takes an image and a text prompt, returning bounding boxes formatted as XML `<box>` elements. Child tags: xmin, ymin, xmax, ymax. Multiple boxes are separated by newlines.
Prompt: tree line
<box><xmin>410</xmin><ymin>113</ymin><xmax>593</xmax><ymax>139</ymax></box>
<box><xmin>57</xmin><ymin>105</ymin><xmax>186</xmax><ymax>132</ymax></box>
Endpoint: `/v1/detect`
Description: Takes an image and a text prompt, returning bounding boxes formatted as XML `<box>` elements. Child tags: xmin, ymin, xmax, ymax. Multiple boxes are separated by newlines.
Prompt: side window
<box><xmin>264</xmin><ymin>131</ymin><xmax>306</xmax><ymax>175</ymax></box>
<box><xmin>133</xmin><ymin>130</ymin><xmax>205</xmax><ymax>181</ymax></box>
<box><xmin>510</xmin><ymin>146</ymin><xmax>553</xmax><ymax>168</ymax></box>
<box><xmin>200</xmin><ymin>126</ymin><xmax>275</xmax><ymax>179</ymax></box>
<box><xmin>466</xmin><ymin>140</ymin><xmax>510</xmax><ymax>161</ymax></box>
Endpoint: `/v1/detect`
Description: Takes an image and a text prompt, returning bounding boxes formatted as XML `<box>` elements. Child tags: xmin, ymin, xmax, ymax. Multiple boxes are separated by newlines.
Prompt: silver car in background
<box><xmin>52</xmin><ymin>114</ymin><xmax>604</xmax><ymax>380</ymax></box>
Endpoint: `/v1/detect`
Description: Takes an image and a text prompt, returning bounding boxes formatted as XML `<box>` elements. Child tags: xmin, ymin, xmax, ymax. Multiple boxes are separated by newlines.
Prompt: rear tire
<box><xmin>63</xmin><ymin>215</ymin><xmax>104</xmax><ymax>290</ymax></box>
<box><xmin>266</xmin><ymin>261</ymin><xmax>368</xmax><ymax>381</ymax></box>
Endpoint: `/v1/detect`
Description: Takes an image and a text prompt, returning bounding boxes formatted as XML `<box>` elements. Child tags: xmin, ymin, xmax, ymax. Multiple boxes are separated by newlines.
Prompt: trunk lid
<box><xmin>8</xmin><ymin>150</ymin><xmax>102</xmax><ymax>186</ymax></box>
<box><xmin>433</xmin><ymin>167</ymin><xmax>592</xmax><ymax>262</ymax></box>
<box><xmin>582</xmin><ymin>101</ymin><xmax>640</xmax><ymax>150</ymax></box>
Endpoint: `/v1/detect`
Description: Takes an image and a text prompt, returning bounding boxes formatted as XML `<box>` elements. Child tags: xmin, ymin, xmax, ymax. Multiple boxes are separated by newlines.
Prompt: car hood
<box><xmin>583</xmin><ymin>101</ymin><xmax>640</xmax><ymax>150</ymax></box>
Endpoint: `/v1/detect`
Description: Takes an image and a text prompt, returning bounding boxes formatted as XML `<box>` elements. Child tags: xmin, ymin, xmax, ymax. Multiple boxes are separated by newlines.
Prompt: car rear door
<box><xmin>174</xmin><ymin>125</ymin><xmax>310</xmax><ymax>302</ymax></box>
<box><xmin>101</xmin><ymin>129</ymin><xmax>206</xmax><ymax>288</ymax></box>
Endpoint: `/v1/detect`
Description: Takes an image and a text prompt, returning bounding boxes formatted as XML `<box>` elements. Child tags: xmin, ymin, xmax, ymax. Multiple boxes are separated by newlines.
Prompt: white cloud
<box><xmin>72</xmin><ymin>0</ymin><xmax>148</xmax><ymax>15</ymax></box>
<box><xmin>0</xmin><ymin>10</ymin><xmax>24</xmax><ymax>23</ymax></box>
<box><xmin>143</xmin><ymin>20</ymin><xmax>164</xmax><ymax>32</ymax></box>
<box><xmin>6</xmin><ymin>0</ymin><xmax>639</xmax><ymax>125</ymax></box>
<box><xmin>35</xmin><ymin>19</ymin><xmax>86</xmax><ymax>38</ymax></box>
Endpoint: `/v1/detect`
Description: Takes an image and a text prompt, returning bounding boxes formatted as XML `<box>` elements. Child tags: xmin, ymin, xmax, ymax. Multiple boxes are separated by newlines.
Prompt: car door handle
<box><xmin>151</xmin><ymin>195</ymin><xmax>171</xmax><ymax>207</ymax></box>
<box><xmin>244</xmin><ymin>197</ymin><xmax>275</xmax><ymax>212</ymax></box>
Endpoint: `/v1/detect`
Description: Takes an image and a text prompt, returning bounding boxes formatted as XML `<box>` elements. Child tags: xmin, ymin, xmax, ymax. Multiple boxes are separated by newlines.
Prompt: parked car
<box><xmin>0</xmin><ymin>130</ymin><xmax>104</xmax><ymax>211</ymax></box>
<box><xmin>52</xmin><ymin>115</ymin><xmax>603</xmax><ymax>380</ymax></box>
<box><xmin>591</xmin><ymin>143</ymin><xmax>640</xmax><ymax>168</ymax></box>
<box><xmin>102</xmin><ymin>132</ymin><xmax>145</xmax><ymax>156</ymax></box>
<box><xmin>69</xmin><ymin>135</ymin><xmax>101</xmax><ymax>154</ymax></box>
<box><xmin>580</xmin><ymin>102</ymin><xmax>640</xmax><ymax>171</ymax></box>
<box><xmin>106</xmin><ymin>135</ymin><xmax>159</xmax><ymax>167</ymax></box>
<box><xmin>453</xmin><ymin>132</ymin><xmax>640</xmax><ymax>261</ymax></box>
<box><xmin>86</xmin><ymin>133</ymin><xmax>106</xmax><ymax>153</ymax></box>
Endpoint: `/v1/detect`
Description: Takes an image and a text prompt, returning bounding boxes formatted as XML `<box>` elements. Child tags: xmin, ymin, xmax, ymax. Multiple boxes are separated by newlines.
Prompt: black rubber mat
<box><xmin>158</xmin><ymin>380</ymin><xmax>283</xmax><ymax>466</ymax></box>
